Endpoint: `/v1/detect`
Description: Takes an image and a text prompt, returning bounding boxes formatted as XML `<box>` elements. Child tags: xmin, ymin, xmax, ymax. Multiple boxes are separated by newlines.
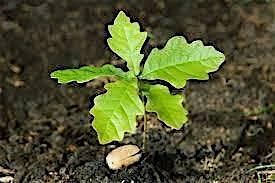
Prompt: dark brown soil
<box><xmin>0</xmin><ymin>0</ymin><xmax>275</xmax><ymax>182</ymax></box>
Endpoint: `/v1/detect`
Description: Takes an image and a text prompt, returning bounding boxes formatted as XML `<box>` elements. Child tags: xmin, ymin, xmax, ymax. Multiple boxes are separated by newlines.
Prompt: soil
<box><xmin>0</xmin><ymin>0</ymin><xmax>275</xmax><ymax>182</ymax></box>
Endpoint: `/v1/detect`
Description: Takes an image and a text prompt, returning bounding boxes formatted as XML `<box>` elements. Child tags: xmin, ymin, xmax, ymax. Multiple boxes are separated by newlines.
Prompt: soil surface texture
<box><xmin>0</xmin><ymin>0</ymin><xmax>275</xmax><ymax>182</ymax></box>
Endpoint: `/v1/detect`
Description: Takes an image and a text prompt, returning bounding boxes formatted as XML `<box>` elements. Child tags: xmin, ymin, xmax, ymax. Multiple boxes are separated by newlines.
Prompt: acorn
<box><xmin>106</xmin><ymin>145</ymin><xmax>142</xmax><ymax>170</ymax></box>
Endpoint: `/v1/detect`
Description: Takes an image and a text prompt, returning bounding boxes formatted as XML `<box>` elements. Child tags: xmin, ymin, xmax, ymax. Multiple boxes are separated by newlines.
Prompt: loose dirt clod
<box><xmin>106</xmin><ymin>145</ymin><xmax>142</xmax><ymax>170</ymax></box>
<box><xmin>0</xmin><ymin>176</ymin><xmax>14</xmax><ymax>183</ymax></box>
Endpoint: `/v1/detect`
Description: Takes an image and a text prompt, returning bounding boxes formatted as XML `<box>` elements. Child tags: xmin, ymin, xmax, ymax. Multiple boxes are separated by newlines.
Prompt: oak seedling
<box><xmin>50</xmin><ymin>11</ymin><xmax>225</xmax><ymax>145</ymax></box>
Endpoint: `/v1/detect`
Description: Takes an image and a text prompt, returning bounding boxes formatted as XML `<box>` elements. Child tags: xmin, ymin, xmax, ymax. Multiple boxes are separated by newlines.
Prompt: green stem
<box><xmin>142</xmin><ymin>95</ymin><xmax>147</xmax><ymax>152</ymax></box>
<box><xmin>138</xmin><ymin>79</ymin><xmax>149</xmax><ymax>151</ymax></box>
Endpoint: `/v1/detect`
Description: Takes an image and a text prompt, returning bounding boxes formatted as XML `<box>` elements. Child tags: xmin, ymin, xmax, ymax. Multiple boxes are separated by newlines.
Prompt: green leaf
<box><xmin>143</xmin><ymin>84</ymin><xmax>188</xmax><ymax>129</ymax></box>
<box><xmin>90</xmin><ymin>78</ymin><xmax>144</xmax><ymax>144</ymax></box>
<box><xmin>107</xmin><ymin>11</ymin><xmax>147</xmax><ymax>75</ymax></box>
<box><xmin>140</xmin><ymin>36</ymin><xmax>225</xmax><ymax>88</ymax></box>
<box><xmin>50</xmin><ymin>64</ymin><xmax>131</xmax><ymax>84</ymax></box>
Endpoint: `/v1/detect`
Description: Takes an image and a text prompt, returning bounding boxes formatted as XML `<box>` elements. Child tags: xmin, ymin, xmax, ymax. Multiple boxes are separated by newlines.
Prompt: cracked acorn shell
<box><xmin>106</xmin><ymin>145</ymin><xmax>142</xmax><ymax>170</ymax></box>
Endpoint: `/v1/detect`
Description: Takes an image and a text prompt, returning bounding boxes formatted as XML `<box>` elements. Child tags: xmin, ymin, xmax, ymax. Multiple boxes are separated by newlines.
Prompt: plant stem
<box><xmin>142</xmin><ymin>95</ymin><xmax>147</xmax><ymax>152</ymax></box>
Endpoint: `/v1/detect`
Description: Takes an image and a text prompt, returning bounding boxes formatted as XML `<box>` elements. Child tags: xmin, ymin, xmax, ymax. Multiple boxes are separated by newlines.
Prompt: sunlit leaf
<box><xmin>90</xmin><ymin>78</ymin><xmax>144</xmax><ymax>144</ymax></box>
<box><xmin>143</xmin><ymin>84</ymin><xmax>188</xmax><ymax>129</ymax></box>
<box><xmin>141</xmin><ymin>36</ymin><xmax>225</xmax><ymax>88</ymax></box>
<box><xmin>107</xmin><ymin>11</ymin><xmax>147</xmax><ymax>75</ymax></box>
<box><xmin>50</xmin><ymin>64</ymin><xmax>131</xmax><ymax>84</ymax></box>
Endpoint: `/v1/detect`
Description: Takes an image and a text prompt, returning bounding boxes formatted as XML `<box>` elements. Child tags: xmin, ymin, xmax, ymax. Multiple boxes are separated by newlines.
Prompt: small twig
<box><xmin>246</xmin><ymin>164</ymin><xmax>275</xmax><ymax>173</ymax></box>
<box><xmin>264</xmin><ymin>151</ymin><xmax>275</xmax><ymax>159</ymax></box>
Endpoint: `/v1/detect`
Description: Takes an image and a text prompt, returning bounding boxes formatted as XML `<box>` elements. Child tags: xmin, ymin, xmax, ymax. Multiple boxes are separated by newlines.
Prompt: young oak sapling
<box><xmin>50</xmin><ymin>11</ymin><xmax>225</xmax><ymax>147</ymax></box>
